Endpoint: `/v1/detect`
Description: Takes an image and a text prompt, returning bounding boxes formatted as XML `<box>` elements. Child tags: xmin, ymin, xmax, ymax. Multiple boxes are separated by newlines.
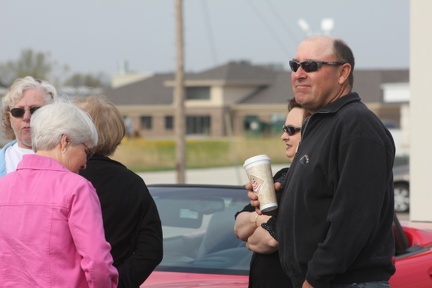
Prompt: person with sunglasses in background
<box><xmin>234</xmin><ymin>98</ymin><xmax>310</xmax><ymax>288</ymax></box>
<box><xmin>248</xmin><ymin>36</ymin><xmax>396</xmax><ymax>288</ymax></box>
<box><xmin>0</xmin><ymin>76</ymin><xmax>57</xmax><ymax>177</ymax></box>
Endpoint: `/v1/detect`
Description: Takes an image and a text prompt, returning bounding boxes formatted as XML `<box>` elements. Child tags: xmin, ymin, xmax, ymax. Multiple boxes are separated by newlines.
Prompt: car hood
<box><xmin>142</xmin><ymin>272</ymin><xmax>248</xmax><ymax>288</ymax></box>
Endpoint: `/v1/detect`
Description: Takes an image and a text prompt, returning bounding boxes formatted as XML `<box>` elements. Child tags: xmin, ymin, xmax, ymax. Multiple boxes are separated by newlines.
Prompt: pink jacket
<box><xmin>0</xmin><ymin>154</ymin><xmax>118</xmax><ymax>287</ymax></box>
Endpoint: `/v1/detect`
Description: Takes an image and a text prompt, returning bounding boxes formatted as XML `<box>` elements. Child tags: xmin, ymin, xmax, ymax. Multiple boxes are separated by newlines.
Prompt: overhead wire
<box><xmin>263</xmin><ymin>0</ymin><xmax>300</xmax><ymax>46</ymax></box>
<box><xmin>246</xmin><ymin>0</ymin><xmax>292</xmax><ymax>57</ymax></box>
<box><xmin>201</xmin><ymin>0</ymin><xmax>218</xmax><ymax>66</ymax></box>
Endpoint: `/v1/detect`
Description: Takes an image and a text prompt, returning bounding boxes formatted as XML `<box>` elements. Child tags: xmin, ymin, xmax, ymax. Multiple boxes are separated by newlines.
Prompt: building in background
<box><xmin>0</xmin><ymin>61</ymin><xmax>409</xmax><ymax>156</ymax></box>
<box><xmin>104</xmin><ymin>61</ymin><xmax>408</xmax><ymax>146</ymax></box>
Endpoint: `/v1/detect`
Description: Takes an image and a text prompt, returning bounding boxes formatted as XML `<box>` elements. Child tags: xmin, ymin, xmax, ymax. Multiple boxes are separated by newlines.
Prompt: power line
<box><xmin>246</xmin><ymin>0</ymin><xmax>291</xmax><ymax>56</ymax></box>
<box><xmin>263</xmin><ymin>0</ymin><xmax>299</xmax><ymax>46</ymax></box>
<box><xmin>201</xmin><ymin>0</ymin><xmax>218</xmax><ymax>66</ymax></box>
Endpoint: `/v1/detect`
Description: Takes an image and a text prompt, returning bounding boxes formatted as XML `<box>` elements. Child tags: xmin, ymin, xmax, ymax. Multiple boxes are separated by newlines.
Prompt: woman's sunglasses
<box><xmin>82</xmin><ymin>143</ymin><xmax>95</xmax><ymax>160</ymax></box>
<box><xmin>289</xmin><ymin>60</ymin><xmax>345</xmax><ymax>73</ymax></box>
<box><xmin>9</xmin><ymin>106</ymin><xmax>41</xmax><ymax>118</ymax></box>
<box><xmin>282</xmin><ymin>125</ymin><xmax>301</xmax><ymax>136</ymax></box>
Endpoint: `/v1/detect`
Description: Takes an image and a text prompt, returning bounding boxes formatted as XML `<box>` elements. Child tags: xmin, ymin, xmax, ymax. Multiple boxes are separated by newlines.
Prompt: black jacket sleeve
<box><xmin>117</xmin><ymin>189</ymin><xmax>163</xmax><ymax>288</ymax></box>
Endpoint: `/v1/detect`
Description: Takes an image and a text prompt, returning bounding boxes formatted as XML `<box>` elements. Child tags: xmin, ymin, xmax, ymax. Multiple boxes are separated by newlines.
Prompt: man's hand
<box><xmin>302</xmin><ymin>280</ymin><xmax>313</xmax><ymax>288</ymax></box>
<box><xmin>274</xmin><ymin>181</ymin><xmax>282</xmax><ymax>191</ymax></box>
<box><xmin>245</xmin><ymin>182</ymin><xmax>262</xmax><ymax>214</ymax></box>
<box><xmin>245</xmin><ymin>181</ymin><xmax>282</xmax><ymax>215</ymax></box>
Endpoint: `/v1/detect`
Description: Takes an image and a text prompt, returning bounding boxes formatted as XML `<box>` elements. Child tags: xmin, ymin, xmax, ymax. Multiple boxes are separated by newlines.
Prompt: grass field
<box><xmin>111</xmin><ymin>136</ymin><xmax>289</xmax><ymax>172</ymax></box>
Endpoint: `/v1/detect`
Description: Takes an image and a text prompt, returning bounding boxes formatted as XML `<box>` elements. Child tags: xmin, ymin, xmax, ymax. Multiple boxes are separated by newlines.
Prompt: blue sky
<box><xmin>0</xmin><ymin>0</ymin><xmax>409</xmax><ymax>78</ymax></box>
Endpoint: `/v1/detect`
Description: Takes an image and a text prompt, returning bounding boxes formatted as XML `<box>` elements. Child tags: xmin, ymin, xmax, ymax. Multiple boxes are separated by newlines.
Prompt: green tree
<box><xmin>0</xmin><ymin>48</ymin><xmax>109</xmax><ymax>89</ymax></box>
<box><xmin>64</xmin><ymin>72</ymin><xmax>109</xmax><ymax>88</ymax></box>
<box><xmin>0</xmin><ymin>49</ymin><xmax>68</xmax><ymax>87</ymax></box>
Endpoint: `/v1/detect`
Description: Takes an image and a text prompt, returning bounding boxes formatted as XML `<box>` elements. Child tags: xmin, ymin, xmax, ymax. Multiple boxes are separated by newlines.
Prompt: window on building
<box><xmin>186</xmin><ymin>87</ymin><xmax>210</xmax><ymax>100</ymax></box>
<box><xmin>271</xmin><ymin>113</ymin><xmax>287</xmax><ymax>134</ymax></box>
<box><xmin>186</xmin><ymin>115</ymin><xmax>211</xmax><ymax>135</ymax></box>
<box><xmin>244</xmin><ymin>115</ymin><xmax>260</xmax><ymax>131</ymax></box>
<box><xmin>123</xmin><ymin>116</ymin><xmax>134</xmax><ymax>136</ymax></box>
<box><xmin>141</xmin><ymin>116</ymin><xmax>152</xmax><ymax>129</ymax></box>
<box><xmin>165</xmin><ymin>116</ymin><xmax>174</xmax><ymax>130</ymax></box>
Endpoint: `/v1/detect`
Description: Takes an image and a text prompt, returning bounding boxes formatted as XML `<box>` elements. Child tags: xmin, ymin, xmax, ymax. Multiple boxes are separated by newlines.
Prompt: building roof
<box><xmin>105</xmin><ymin>73</ymin><xmax>175</xmax><ymax>105</ymax></box>
<box><xmin>353</xmin><ymin>69</ymin><xmax>409</xmax><ymax>103</ymax></box>
<box><xmin>238</xmin><ymin>72</ymin><xmax>292</xmax><ymax>105</ymax></box>
<box><xmin>103</xmin><ymin>62</ymin><xmax>409</xmax><ymax>106</ymax></box>
<box><xmin>186</xmin><ymin>61</ymin><xmax>278</xmax><ymax>85</ymax></box>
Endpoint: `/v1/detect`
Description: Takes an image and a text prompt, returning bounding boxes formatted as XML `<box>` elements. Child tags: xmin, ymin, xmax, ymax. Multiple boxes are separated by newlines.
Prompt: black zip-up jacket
<box><xmin>277</xmin><ymin>93</ymin><xmax>396</xmax><ymax>288</ymax></box>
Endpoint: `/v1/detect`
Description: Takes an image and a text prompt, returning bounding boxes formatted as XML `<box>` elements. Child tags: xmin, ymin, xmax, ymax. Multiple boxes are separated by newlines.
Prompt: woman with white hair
<box><xmin>0</xmin><ymin>101</ymin><xmax>118</xmax><ymax>287</ymax></box>
<box><xmin>0</xmin><ymin>76</ymin><xmax>57</xmax><ymax>176</ymax></box>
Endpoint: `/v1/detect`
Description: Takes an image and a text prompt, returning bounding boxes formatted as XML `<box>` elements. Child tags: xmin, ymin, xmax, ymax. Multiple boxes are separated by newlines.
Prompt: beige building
<box><xmin>103</xmin><ymin>61</ymin><xmax>409</xmax><ymax>139</ymax></box>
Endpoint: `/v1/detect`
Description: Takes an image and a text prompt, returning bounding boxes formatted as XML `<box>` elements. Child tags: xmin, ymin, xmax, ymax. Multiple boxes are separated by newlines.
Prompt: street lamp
<box><xmin>297</xmin><ymin>18</ymin><xmax>334</xmax><ymax>37</ymax></box>
<box><xmin>297</xmin><ymin>18</ymin><xmax>312</xmax><ymax>36</ymax></box>
<box><xmin>321</xmin><ymin>18</ymin><xmax>334</xmax><ymax>35</ymax></box>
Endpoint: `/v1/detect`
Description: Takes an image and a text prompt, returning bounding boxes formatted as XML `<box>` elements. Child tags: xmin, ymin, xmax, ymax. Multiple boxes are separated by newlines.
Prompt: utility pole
<box><xmin>174</xmin><ymin>0</ymin><xmax>186</xmax><ymax>183</ymax></box>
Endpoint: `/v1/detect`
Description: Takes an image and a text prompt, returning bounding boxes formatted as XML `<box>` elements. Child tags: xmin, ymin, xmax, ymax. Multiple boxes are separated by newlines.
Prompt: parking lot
<box><xmin>138</xmin><ymin>164</ymin><xmax>287</xmax><ymax>186</ymax></box>
<box><xmin>138</xmin><ymin>165</ymin><xmax>410</xmax><ymax>221</ymax></box>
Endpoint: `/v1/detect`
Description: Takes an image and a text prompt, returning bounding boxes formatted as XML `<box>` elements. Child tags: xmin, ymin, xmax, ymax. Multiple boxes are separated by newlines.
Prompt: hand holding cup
<box><xmin>243</xmin><ymin>155</ymin><xmax>278</xmax><ymax>213</ymax></box>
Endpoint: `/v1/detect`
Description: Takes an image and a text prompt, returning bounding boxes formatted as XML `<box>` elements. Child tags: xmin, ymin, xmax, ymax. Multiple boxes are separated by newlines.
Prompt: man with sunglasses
<box><xmin>0</xmin><ymin>76</ymin><xmax>57</xmax><ymax>177</ymax></box>
<box><xmin>250</xmin><ymin>36</ymin><xmax>395</xmax><ymax>288</ymax></box>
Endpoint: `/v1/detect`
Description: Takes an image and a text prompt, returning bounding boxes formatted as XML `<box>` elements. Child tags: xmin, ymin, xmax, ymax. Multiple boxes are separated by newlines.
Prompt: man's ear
<box><xmin>338</xmin><ymin>63</ymin><xmax>351</xmax><ymax>85</ymax></box>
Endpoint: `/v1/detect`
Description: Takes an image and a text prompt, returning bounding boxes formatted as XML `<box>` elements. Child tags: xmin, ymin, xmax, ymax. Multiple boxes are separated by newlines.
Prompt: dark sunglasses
<box><xmin>9</xmin><ymin>106</ymin><xmax>41</xmax><ymax>118</ymax></box>
<box><xmin>289</xmin><ymin>60</ymin><xmax>345</xmax><ymax>73</ymax></box>
<box><xmin>283</xmin><ymin>125</ymin><xmax>301</xmax><ymax>136</ymax></box>
<box><xmin>82</xmin><ymin>143</ymin><xmax>95</xmax><ymax>160</ymax></box>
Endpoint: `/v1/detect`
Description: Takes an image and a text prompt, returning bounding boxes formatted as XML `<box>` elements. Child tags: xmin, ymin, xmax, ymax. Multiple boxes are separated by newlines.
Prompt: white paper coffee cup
<box><xmin>243</xmin><ymin>154</ymin><xmax>278</xmax><ymax>213</ymax></box>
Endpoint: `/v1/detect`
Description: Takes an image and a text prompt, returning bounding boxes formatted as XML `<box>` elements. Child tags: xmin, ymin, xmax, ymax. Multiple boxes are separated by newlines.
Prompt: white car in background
<box><xmin>393</xmin><ymin>165</ymin><xmax>410</xmax><ymax>213</ymax></box>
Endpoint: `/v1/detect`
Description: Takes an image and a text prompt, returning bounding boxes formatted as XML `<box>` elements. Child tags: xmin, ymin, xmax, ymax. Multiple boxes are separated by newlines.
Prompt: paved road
<box><xmin>138</xmin><ymin>164</ymin><xmax>288</xmax><ymax>186</ymax></box>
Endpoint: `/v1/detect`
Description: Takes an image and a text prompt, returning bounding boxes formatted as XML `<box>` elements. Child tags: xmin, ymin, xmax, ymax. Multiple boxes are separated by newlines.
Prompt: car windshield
<box><xmin>149</xmin><ymin>184</ymin><xmax>252</xmax><ymax>275</ymax></box>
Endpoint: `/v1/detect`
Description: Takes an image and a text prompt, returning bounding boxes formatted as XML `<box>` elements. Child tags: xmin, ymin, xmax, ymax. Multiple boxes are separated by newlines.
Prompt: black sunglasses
<box><xmin>82</xmin><ymin>143</ymin><xmax>95</xmax><ymax>160</ymax></box>
<box><xmin>282</xmin><ymin>125</ymin><xmax>301</xmax><ymax>136</ymax></box>
<box><xmin>9</xmin><ymin>106</ymin><xmax>41</xmax><ymax>118</ymax></box>
<box><xmin>289</xmin><ymin>60</ymin><xmax>345</xmax><ymax>73</ymax></box>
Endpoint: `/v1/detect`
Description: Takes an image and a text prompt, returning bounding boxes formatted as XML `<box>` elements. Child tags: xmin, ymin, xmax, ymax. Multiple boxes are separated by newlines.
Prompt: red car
<box><xmin>391</xmin><ymin>220</ymin><xmax>432</xmax><ymax>286</ymax></box>
<box><xmin>142</xmin><ymin>184</ymin><xmax>432</xmax><ymax>287</ymax></box>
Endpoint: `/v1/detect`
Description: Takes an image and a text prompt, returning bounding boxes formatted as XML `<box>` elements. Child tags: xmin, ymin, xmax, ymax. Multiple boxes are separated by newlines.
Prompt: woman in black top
<box><xmin>76</xmin><ymin>95</ymin><xmax>163</xmax><ymax>288</ymax></box>
<box><xmin>234</xmin><ymin>99</ymin><xmax>309</xmax><ymax>288</ymax></box>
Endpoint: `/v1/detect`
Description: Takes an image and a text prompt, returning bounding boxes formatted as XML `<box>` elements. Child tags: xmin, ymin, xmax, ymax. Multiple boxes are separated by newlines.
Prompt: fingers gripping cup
<box><xmin>243</xmin><ymin>154</ymin><xmax>278</xmax><ymax>213</ymax></box>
